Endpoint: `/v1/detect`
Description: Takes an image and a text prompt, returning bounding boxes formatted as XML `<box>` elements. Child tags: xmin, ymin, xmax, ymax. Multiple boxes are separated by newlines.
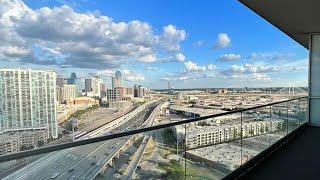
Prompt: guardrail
<box><xmin>0</xmin><ymin>96</ymin><xmax>307</xmax><ymax>165</ymax></box>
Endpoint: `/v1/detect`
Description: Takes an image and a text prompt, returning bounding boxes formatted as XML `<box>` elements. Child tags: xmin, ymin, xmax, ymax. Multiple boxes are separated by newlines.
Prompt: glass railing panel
<box><xmin>288</xmin><ymin>100</ymin><xmax>300</xmax><ymax>133</ymax></box>
<box><xmin>270</xmin><ymin>102</ymin><xmax>289</xmax><ymax>144</ymax></box>
<box><xmin>185</xmin><ymin>113</ymin><xmax>242</xmax><ymax>179</ymax></box>
<box><xmin>133</xmin><ymin>126</ymin><xmax>186</xmax><ymax>180</ymax></box>
<box><xmin>0</xmin><ymin>126</ymin><xmax>186</xmax><ymax>180</ymax></box>
<box><xmin>241</xmin><ymin>106</ymin><xmax>271</xmax><ymax>165</ymax></box>
<box><xmin>0</xmin><ymin>152</ymin><xmax>51</xmax><ymax>179</ymax></box>
<box><xmin>299</xmin><ymin>97</ymin><xmax>308</xmax><ymax>125</ymax></box>
<box><xmin>0</xmin><ymin>139</ymin><xmax>119</xmax><ymax>180</ymax></box>
<box><xmin>0</xmin><ymin>97</ymin><xmax>309</xmax><ymax>180</ymax></box>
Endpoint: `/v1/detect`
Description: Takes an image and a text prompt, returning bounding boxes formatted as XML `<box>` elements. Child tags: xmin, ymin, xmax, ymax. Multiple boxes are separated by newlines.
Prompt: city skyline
<box><xmin>0</xmin><ymin>0</ymin><xmax>308</xmax><ymax>89</ymax></box>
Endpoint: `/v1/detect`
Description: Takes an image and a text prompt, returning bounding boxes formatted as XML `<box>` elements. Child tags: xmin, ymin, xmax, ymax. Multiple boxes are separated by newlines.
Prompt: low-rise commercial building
<box><xmin>70</xmin><ymin>96</ymin><xmax>99</xmax><ymax>106</ymax></box>
<box><xmin>0</xmin><ymin>135</ymin><xmax>21</xmax><ymax>155</ymax></box>
<box><xmin>0</xmin><ymin>129</ymin><xmax>48</xmax><ymax>155</ymax></box>
<box><xmin>185</xmin><ymin>120</ymin><xmax>283</xmax><ymax>149</ymax></box>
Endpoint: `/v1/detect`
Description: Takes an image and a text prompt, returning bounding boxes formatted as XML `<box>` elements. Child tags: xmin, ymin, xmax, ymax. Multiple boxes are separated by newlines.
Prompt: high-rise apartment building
<box><xmin>100</xmin><ymin>83</ymin><xmax>107</xmax><ymax>97</ymax></box>
<box><xmin>56</xmin><ymin>87</ymin><xmax>63</xmax><ymax>103</ymax></box>
<box><xmin>112</xmin><ymin>71</ymin><xmax>123</xmax><ymax>89</ymax></box>
<box><xmin>0</xmin><ymin>68</ymin><xmax>58</xmax><ymax>138</ymax></box>
<box><xmin>62</xmin><ymin>84</ymin><xmax>78</xmax><ymax>103</ymax></box>
<box><xmin>133</xmin><ymin>84</ymin><xmax>139</xmax><ymax>97</ymax></box>
<box><xmin>56</xmin><ymin>75</ymin><xmax>65</xmax><ymax>87</ymax></box>
<box><xmin>85</xmin><ymin>76</ymin><xmax>101</xmax><ymax>97</ymax></box>
<box><xmin>92</xmin><ymin>76</ymin><xmax>101</xmax><ymax>97</ymax></box>
<box><xmin>124</xmin><ymin>87</ymin><xmax>134</xmax><ymax>97</ymax></box>
<box><xmin>85</xmin><ymin>79</ymin><xmax>92</xmax><ymax>92</ymax></box>
<box><xmin>106</xmin><ymin>88</ymin><xmax>122</xmax><ymax>102</ymax></box>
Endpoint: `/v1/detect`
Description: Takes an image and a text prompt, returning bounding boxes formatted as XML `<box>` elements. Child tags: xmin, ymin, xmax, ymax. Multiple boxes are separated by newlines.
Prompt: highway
<box><xmin>121</xmin><ymin>136</ymin><xmax>150</xmax><ymax>179</ymax></box>
<box><xmin>4</xmin><ymin>100</ymin><xmax>161</xmax><ymax>180</ymax></box>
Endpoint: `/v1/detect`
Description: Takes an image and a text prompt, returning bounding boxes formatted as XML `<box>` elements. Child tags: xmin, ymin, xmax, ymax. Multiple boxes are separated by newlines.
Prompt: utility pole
<box><xmin>70</xmin><ymin>118</ymin><xmax>77</xmax><ymax>141</ymax></box>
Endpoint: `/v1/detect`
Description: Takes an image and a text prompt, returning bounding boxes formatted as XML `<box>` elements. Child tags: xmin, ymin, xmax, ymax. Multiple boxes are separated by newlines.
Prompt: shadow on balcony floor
<box><xmin>242</xmin><ymin>126</ymin><xmax>320</xmax><ymax>180</ymax></box>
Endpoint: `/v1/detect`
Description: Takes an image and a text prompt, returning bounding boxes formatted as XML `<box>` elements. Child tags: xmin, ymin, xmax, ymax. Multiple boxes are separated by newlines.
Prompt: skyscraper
<box><xmin>133</xmin><ymin>84</ymin><xmax>139</xmax><ymax>97</ymax></box>
<box><xmin>100</xmin><ymin>83</ymin><xmax>107</xmax><ymax>97</ymax></box>
<box><xmin>85</xmin><ymin>79</ymin><xmax>92</xmax><ymax>92</ymax></box>
<box><xmin>112</xmin><ymin>71</ymin><xmax>123</xmax><ymax>89</ymax></box>
<box><xmin>70</xmin><ymin>72</ymin><xmax>77</xmax><ymax>82</ymax></box>
<box><xmin>0</xmin><ymin>68</ymin><xmax>58</xmax><ymax>138</ymax></box>
<box><xmin>92</xmin><ymin>75</ymin><xmax>101</xmax><ymax>97</ymax></box>
<box><xmin>56</xmin><ymin>75</ymin><xmax>65</xmax><ymax>87</ymax></box>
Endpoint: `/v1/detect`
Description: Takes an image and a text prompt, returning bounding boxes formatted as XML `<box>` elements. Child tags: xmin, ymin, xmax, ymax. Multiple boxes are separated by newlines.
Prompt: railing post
<box><xmin>240</xmin><ymin>111</ymin><xmax>243</xmax><ymax>166</ymax></box>
<box><xmin>287</xmin><ymin>101</ymin><xmax>289</xmax><ymax>135</ymax></box>
<box><xmin>269</xmin><ymin>105</ymin><xmax>272</xmax><ymax>147</ymax></box>
<box><xmin>184</xmin><ymin>122</ymin><xmax>187</xmax><ymax>180</ymax></box>
<box><xmin>298</xmin><ymin>98</ymin><xmax>301</xmax><ymax>126</ymax></box>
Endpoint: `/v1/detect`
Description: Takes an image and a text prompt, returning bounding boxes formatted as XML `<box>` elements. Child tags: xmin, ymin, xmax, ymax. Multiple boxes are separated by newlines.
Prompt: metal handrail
<box><xmin>0</xmin><ymin>96</ymin><xmax>307</xmax><ymax>162</ymax></box>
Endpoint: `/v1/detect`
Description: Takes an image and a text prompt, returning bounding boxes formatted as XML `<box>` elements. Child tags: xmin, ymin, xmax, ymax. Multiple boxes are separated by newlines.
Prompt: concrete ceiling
<box><xmin>239</xmin><ymin>0</ymin><xmax>320</xmax><ymax>49</ymax></box>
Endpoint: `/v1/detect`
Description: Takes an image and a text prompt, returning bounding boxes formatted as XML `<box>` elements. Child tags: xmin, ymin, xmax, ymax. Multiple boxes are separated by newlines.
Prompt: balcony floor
<box><xmin>243</xmin><ymin>126</ymin><xmax>320</xmax><ymax>180</ymax></box>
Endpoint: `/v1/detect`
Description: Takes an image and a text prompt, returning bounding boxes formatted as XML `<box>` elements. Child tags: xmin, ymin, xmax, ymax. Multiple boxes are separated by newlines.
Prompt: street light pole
<box><xmin>70</xmin><ymin>118</ymin><xmax>77</xmax><ymax>142</ymax></box>
<box><xmin>72</xmin><ymin>125</ymin><xmax>75</xmax><ymax>142</ymax></box>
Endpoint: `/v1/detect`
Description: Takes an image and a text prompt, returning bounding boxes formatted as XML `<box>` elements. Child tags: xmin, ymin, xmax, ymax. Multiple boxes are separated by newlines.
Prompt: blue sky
<box><xmin>0</xmin><ymin>0</ymin><xmax>308</xmax><ymax>89</ymax></box>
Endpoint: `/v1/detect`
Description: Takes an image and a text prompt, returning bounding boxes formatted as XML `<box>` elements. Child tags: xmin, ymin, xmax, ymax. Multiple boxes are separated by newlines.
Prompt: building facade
<box><xmin>112</xmin><ymin>71</ymin><xmax>123</xmax><ymax>89</ymax></box>
<box><xmin>185</xmin><ymin>120</ymin><xmax>283</xmax><ymax>149</ymax></box>
<box><xmin>62</xmin><ymin>84</ymin><xmax>78</xmax><ymax>103</ymax></box>
<box><xmin>0</xmin><ymin>135</ymin><xmax>21</xmax><ymax>155</ymax></box>
<box><xmin>0</xmin><ymin>68</ymin><xmax>58</xmax><ymax>139</ymax></box>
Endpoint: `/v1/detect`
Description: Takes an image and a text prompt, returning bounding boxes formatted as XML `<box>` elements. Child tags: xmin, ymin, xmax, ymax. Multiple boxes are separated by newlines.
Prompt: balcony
<box><xmin>0</xmin><ymin>0</ymin><xmax>318</xmax><ymax>179</ymax></box>
<box><xmin>0</xmin><ymin>97</ymin><xmax>308</xmax><ymax>179</ymax></box>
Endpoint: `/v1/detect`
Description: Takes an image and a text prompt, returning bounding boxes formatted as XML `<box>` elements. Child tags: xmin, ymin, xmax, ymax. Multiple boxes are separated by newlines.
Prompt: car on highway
<box><xmin>114</xmin><ymin>173</ymin><xmax>121</xmax><ymax>178</ymax></box>
<box><xmin>50</xmin><ymin>172</ymin><xmax>60</xmax><ymax>179</ymax></box>
<box><xmin>68</xmin><ymin>168</ymin><xmax>74</xmax><ymax>173</ymax></box>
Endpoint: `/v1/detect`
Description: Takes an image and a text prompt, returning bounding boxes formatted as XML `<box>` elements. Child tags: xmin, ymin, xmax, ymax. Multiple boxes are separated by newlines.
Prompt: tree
<box><xmin>37</xmin><ymin>140</ymin><xmax>44</xmax><ymax>147</ymax></box>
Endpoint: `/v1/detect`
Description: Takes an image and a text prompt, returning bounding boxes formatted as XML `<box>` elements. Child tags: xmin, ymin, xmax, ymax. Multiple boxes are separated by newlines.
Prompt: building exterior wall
<box><xmin>0</xmin><ymin>68</ymin><xmax>58</xmax><ymax>139</ymax></box>
<box><xmin>62</xmin><ymin>84</ymin><xmax>78</xmax><ymax>103</ymax></box>
<box><xmin>91</xmin><ymin>76</ymin><xmax>101</xmax><ymax>97</ymax></box>
<box><xmin>0</xmin><ymin>135</ymin><xmax>21</xmax><ymax>155</ymax></box>
<box><xmin>185</xmin><ymin>120</ymin><xmax>283</xmax><ymax>149</ymax></box>
<box><xmin>85</xmin><ymin>79</ymin><xmax>92</xmax><ymax>92</ymax></box>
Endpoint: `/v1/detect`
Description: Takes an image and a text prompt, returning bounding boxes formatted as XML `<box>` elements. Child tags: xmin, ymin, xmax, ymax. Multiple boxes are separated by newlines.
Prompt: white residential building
<box><xmin>0</xmin><ymin>68</ymin><xmax>58</xmax><ymax>139</ymax></box>
<box><xmin>185</xmin><ymin>120</ymin><xmax>283</xmax><ymax>149</ymax></box>
<box><xmin>62</xmin><ymin>84</ymin><xmax>78</xmax><ymax>103</ymax></box>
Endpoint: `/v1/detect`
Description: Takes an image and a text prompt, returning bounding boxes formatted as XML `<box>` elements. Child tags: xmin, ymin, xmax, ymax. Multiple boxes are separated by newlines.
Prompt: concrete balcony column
<box><xmin>309</xmin><ymin>34</ymin><xmax>320</xmax><ymax>126</ymax></box>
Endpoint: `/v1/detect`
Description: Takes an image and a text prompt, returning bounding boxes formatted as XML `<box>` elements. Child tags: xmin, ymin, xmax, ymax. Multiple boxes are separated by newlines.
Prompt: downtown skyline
<box><xmin>0</xmin><ymin>0</ymin><xmax>308</xmax><ymax>89</ymax></box>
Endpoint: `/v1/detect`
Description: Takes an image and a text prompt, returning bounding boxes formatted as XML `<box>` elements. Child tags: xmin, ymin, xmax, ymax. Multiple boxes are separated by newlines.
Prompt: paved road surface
<box><xmin>4</xmin><ymin>103</ymin><xmax>158</xmax><ymax>180</ymax></box>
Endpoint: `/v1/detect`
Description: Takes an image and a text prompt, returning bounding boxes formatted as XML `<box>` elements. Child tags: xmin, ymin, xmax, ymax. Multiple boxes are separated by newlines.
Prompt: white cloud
<box><xmin>207</xmin><ymin>64</ymin><xmax>215</xmax><ymax>70</ymax></box>
<box><xmin>146</xmin><ymin>66</ymin><xmax>159</xmax><ymax>70</ymax></box>
<box><xmin>161</xmin><ymin>75</ymin><xmax>192</xmax><ymax>81</ymax></box>
<box><xmin>252</xmin><ymin>73</ymin><xmax>272</xmax><ymax>81</ymax></box>
<box><xmin>248</xmin><ymin>52</ymin><xmax>294</xmax><ymax>60</ymax></box>
<box><xmin>0</xmin><ymin>46</ymin><xmax>30</xmax><ymax>57</ymax></box>
<box><xmin>175</xmin><ymin>53</ymin><xmax>186</xmax><ymax>62</ymax></box>
<box><xmin>193</xmin><ymin>40</ymin><xmax>203</xmax><ymax>47</ymax></box>
<box><xmin>184</xmin><ymin>61</ymin><xmax>206</xmax><ymax>72</ymax></box>
<box><xmin>97</xmin><ymin>69</ymin><xmax>114</xmax><ymax>77</ymax></box>
<box><xmin>158</xmin><ymin>24</ymin><xmax>186</xmax><ymax>52</ymax></box>
<box><xmin>218</xmin><ymin>53</ymin><xmax>241</xmax><ymax>61</ymax></box>
<box><xmin>223</xmin><ymin>63</ymin><xmax>278</xmax><ymax>75</ymax></box>
<box><xmin>249</xmin><ymin>53</ymin><xmax>258</xmax><ymax>59</ymax></box>
<box><xmin>138</xmin><ymin>53</ymin><xmax>157</xmax><ymax>63</ymax></box>
<box><xmin>123</xmin><ymin>69</ymin><xmax>145</xmax><ymax>81</ymax></box>
<box><xmin>213</xmin><ymin>33</ymin><xmax>231</xmax><ymax>49</ymax></box>
<box><xmin>0</xmin><ymin>0</ymin><xmax>186</xmax><ymax>69</ymax></box>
